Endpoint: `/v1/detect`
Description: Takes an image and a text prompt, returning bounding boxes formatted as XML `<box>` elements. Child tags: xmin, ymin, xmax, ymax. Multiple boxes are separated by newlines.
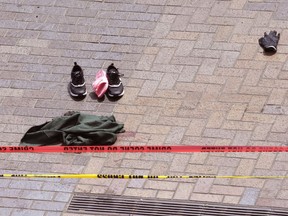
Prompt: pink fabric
<box><xmin>92</xmin><ymin>69</ymin><xmax>108</xmax><ymax>98</ymax></box>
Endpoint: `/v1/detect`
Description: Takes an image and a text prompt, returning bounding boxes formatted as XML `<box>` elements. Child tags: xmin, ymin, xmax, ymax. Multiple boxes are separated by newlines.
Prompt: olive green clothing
<box><xmin>20</xmin><ymin>112</ymin><xmax>124</xmax><ymax>146</ymax></box>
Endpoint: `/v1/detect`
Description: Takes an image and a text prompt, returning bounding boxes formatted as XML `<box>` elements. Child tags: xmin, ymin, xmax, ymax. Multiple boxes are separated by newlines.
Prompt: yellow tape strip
<box><xmin>1</xmin><ymin>174</ymin><xmax>288</xmax><ymax>179</ymax></box>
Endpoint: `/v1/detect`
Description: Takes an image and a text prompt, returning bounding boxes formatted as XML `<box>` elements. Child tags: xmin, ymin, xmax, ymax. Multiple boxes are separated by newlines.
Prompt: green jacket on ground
<box><xmin>20</xmin><ymin>112</ymin><xmax>124</xmax><ymax>146</ymax></box>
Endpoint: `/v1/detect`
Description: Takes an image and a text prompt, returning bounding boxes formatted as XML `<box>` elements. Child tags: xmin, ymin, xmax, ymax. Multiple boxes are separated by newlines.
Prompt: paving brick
<box><xmin>223</xmin><ymin>77</ymin><xmax>243</xmax><ymax>93</ymax></box>
<box><xmin>190</xmin><ymin>193</ymin><xmax>223</xmax><ymax>203</ymax></box>
<box><xmin>210</xmin><ymin>0</ymin><xmax>230</xmax><ymax>16</ymax></box>
<box><xmin>124</xmin><ymin>188</ymin><xmax>157</xmax><ymax>198</ymax></box>
<box><xmin>11</xmin><ymin>209</ymin><xmax>45</xmax><ymax>216</ymax></box>
<box><xmin>230</xmin><ymin>0</ymin><xmax>246</xmax><ymax>9</ymax></box>
<box><xmin>256</xmin><ymin>153</ymin><xmax>276</xmax><ymax>170</ymax></box>
<box><xmin>198</xmin><ymin>101</ymin><xmax>231</xmax><ymax>111</ymax></box>
<box><xmin>198</xmin><ymin>59</ymin><xmax>218</xmax><ymax>75</ymax></box>
<box><xmin>128</xmin><ymin>170</ymin><xmax>149</xmax><ymax>189</ymax></box>
<box><xmin>53</xmin><ymin>192</ymin><xmax>72</xmax><ymax>202</ymax></box>
<box><xmin>137</xmin><ymin>124</ymin><xmax>171</xmax><ymax>135</ymax></box>
<box><xmin>122</xmin><ymin>159</ymin><xmax>154</xmax><ymax>169</ymax></box>
<box><xmin>235</xmin><ymin>159</ymin><xmax>256</xmax><ymax>176</ymax></box>
<box><xmin>247</xmin><ymin>96</ymin><xmax>267</xmax><ymax>113</ymax></box>
<box><xmin>141</xmin><ymin>152</ymin><xmax>173</xmax><ymax>163</ymax></box>
<box><xmin>9</xmin><ymin>180</ymin><xmax>43</xmax><ymax>190</ymax></box>
<box><xmin>243</xmin><ymin>70</ymin><xmax>262</xmax><ymax>86</ymax></box>
<box><xmin>90</xmin><ymin>185</ymin><xmax>106</xmax><ymax>194</ymax></box>
<box><xmin>206</xmin><ymin>156</ymin><xmax>240</xmax><ymax>168</ymax></box>
<box><xmin>231</xmin><ymin>178</ymin><xmax>265</xmax><ymax>188</ymax></box>
<box><xmin>185</xmin><ymin>119</ymin><xmax>206</xmax><ymax>136</ymax></box>
<box><xmin>145</xmin><ymin>180</ymin><xmax>178</xmax><ymax>191</ymax></box>
<box><xmin>251</xmin><ymin>123</ymin><xmax>272</xmax><ymax>140</ymax></box>
<box><xmin>0</xmin><ymin>188</ymin><xmax>22</xmax><ymax>198</ymax></box>
<box><xmin>4</xmin><ymin>126</ymin><xmax>28</xmax><ymax>137</ymax></box>
<box><xmin>149</xmin><ymin>38</ymin><xmax>179</xmax><ymax>48</ymax></box>
<box><xmin>45</xmin><ymin>212</ymin><xmax>62</xmax><ymax>216</ymax></box>
<box><xmin>0</xmin><ymin>208</ymin><xmax>13</xmax><ymax>215</ymax></box>
<box><xmin>20</xmin><ymin>191</ymin><xmax>54</xmax><ymax>200</ymax></box>
<box><xmin>277</xmin><ymin>190</ymin><xmax>288</xmax><ymax>200</ymax></box>
<box><xmin>186</xmin><ymin>164</ymin><xmax>218</xmax><ymax>175</ymax></box>
<box><xmin>212</xmin><ymin>42</ymin><xmax>242</xmax><ymax>52</ymax></box>
<box><xmin>158</xmin><ymin>73</ymin><xmax>179</xmax><ymax>90</ymax></box>
<box><xmin>240</xmin><ymin>188</ymin><xmax>260</xmax><ymax>205</ymax></box>
<box><xmin>214</xmin><ymin>26</ymin><xmax>233</xmax><ymax>41</ymax></box>
<box><xmin>171</xmin><ymin>15</ymin><xmax>190</xmax><ymax>31</ymax></box>
<box><xmin>226</xmin><ymin>9</ymin><xmax>256</xmax><ymax>18</ymax></box>
<box><xmin>206</xmin><ymin>111</ymin><xmax>225</xmax><ymax>129</ymax></box>
<box><xmin>177</xmin><ymin>66</ymin><xmax>198</xmax><ymax>82</ymax></box>
<box><xmin>187</xmin><ymin>24</ymin><xmax>217</xmax><ymax>33</ymax></box>
<box><xmin>174</xmin><ymin>182</ymin><xmax>194</xmax><ymax>200</ymax></box>
<box><xmin>185</xmin><ymin>132</ymin><xmax>215</xmax><ymax>145</ymax></box>
<box><xmin>190</xmin><ymin>7</ymin><xmax>209</xmax><ymax>23</ymax></box>
<box><xmin>0</xmin><ymin>197</ymin><xmax>32</xmax><ymax>208</ymax></box>
<box><xmin>72</xmin><ymin>155</ymin><xmax>90</xmax><ymax>166</ymax></box>
<box><xmin>272</xmin><ymin>161</ymin><xmax>288</xmax><ymax>171</ymax></box>
<box><xmin>194</xmin><ymin>33</ymin><xmax>214</xmax><ymax>49</ymax></box>
<box><xmin>260</xmin><ymin>179</ymin><xmax>282</xmax><ymax>198</ymax></box>
<box><xmin>152</xmin><ymin>22</ymin><xmax>171</xmax><ymax>38</ymax></box>
<box><xmin>235</xmin><ymin>60</ymin><xmax>267</xmax><ymax>70</ymax></box>
<box><xmin>202</xmin><ymin>84</ymin><xmax>222</xmax><ymax>100</ymax></box>
<box><xmin>158</xmin><ymin>116</ymin><xmax>190</xmax><ymax>127</ymax></box>
<box><xmin>242</xmin><ymin>113</ymin><xmax>276</xmax><ymax>124</ymax></box>
<box><xmin>171</xmin><ymin>56</ymin><xmax>202</xmax><ymax>66</ymax></box>
<box><xmin>203</xmin><ymin>128</ymin><xmax>235</xmax><ymax>139</ymax></box>
<box><xmin>0</xmin><ymin>45</ymin><xmax>31</xmax><ymax>55</ymax></box>
<box><xmin>271</xmin><ymin>116</ymin><xmax>288</xmax><ymax>133</ymax></box>
<box><xmin>239</xmin><ymin>44</ymin><xmax>258</xmax><ymax>60</ymax></box>
<box><xmin>108</xmin><ymin>179</ymin><xmax>128</xmax><ymax>195</ymax></box>
<box><xmin>157</xmin><ymin>191</ymin><xmax>174</xmax><ymax>199</ymax></box>
<box><xmin>31</xmin><ymin>201</ymin><xmax>66</xmax><ymax>211</ymax></box>
<box><xmin>227</xmin><ymin>104</ymin><xmax>247</xmax><ymax>120</ymax></box>
<box><xmin>213</xmin><ymin>165</ymin><xmax>235</xmax><ymax>186</ymax></box>
<box><xmin>0</xmin><ymin>179</ymin><xmax>10</xmax><ymax>188</ymax></box>
<box><xmin>42</xmin><ymin>183</ymin><xmax>75</xmax><ymax>193</ymax></box>
<box><xmin>223</xmin><ymin>195</ymin><xmax>241</xmax><ymax>204</ymax></box>
<box><xmin>210</xmin><ymin>185</ymin><xmax>244</xmax><ymax>196</ymax></box>
<box><xmin>219</xmin><ymin>51</ymin><xmax>239</xmax><ymax>68</ymax></box>
<box><xmin>136</xmin><ymin>55</ymin><xmax>156</xmax><ymax>71</ymax></box>
<box><xmin>245</xmin><ymin>2</ymin><xmax>278</xmax><ymax>12</ymax></box>
<box><xmin>257</xmin><ymin>198</ymin><xmax>288</xmax><ymax>208</ymax></box>
<box><xmin>207</xmin><ymin>16</ymin><xmax>239</xmax><ymax>26</ymax></box>
<box><xmin>114</xmin><ymin>105</ymin><xmax>147</xmax><ymax>115</ymax></box>
<box><xmin>240</xmin><ymin>86</ymin><xmax>272</xmax><ymax>96</ymax></box>
<box><xmin>267</xmin><ymin>132</ymin><xmax>288</xmax><ymax>143</ymax></box>
<box><xmin>175</xmin><ymin>41</ymin><xmax>195</xmax><ymax>57</ymax></box>
<box><xmin>14</xmin><ymin>107</ymin><xmax>46</xmax><ymax>117</ymax></box>
<box><xmin>193</xmin><ymin>178</ymin><xmax>215</xmax><ymax>193</ymax></box>
<box><xmin>234</xmin><ymin>18</ymin><xmax>254</xmax><ymax>34</ymax></box>
<box><xmin>165</xmin><ymin>126</ymin><xmax>185</xmax><ymax>144</ymax></box>
<box><xmin>170</xmin><ymin>154</ymin><xmax>190</xmax><ymax>172</ymax></box>
<box><xmin>267</xmin><ymin>89</ymin><xmax>286</xmax><ymax>105</ymax></box>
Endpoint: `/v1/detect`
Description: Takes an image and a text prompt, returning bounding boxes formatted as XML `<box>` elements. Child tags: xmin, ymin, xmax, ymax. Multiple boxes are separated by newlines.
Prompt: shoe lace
<box><xmin>73</xmin><ymin>71</ymin><xmax>84</xmax><ymax>85</ymax></box>
<box><xmin>109</xmin><ymin>72</ymin><xmax>120</xmax><ymax>85</ymax></box>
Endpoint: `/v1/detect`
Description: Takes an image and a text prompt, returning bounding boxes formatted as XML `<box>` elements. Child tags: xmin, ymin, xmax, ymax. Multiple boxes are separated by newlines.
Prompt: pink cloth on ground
<box><xmin>92</xmin><ymin>69</ymin><xmax>108</xmax><ymax>98</ymax></box>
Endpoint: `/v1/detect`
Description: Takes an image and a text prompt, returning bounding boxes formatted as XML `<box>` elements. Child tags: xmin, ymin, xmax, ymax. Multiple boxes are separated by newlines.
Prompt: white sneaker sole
<box><xmin>69</xmin><ymin>89</ymin><xmax>87</xmax><ymax>97</ymax></box>
<box><xmin>108</xmin><ymin>90</ymin><xmax>124</xmax><ymax>97</ymax></box>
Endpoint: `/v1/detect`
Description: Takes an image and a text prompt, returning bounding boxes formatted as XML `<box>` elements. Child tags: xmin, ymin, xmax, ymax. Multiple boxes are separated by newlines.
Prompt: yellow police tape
<box><xmin>1</xmin><ymin>174</ymin><xmax>288</xmax><ymax>179</ymax></box>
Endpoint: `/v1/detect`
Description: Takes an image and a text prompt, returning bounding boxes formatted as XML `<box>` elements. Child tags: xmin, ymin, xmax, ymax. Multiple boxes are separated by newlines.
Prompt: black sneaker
<box><xmin>68</xmin><ymin>62</ymin><xmax>87</xmax><ymax>97</ymax></box>
<box><xmin>106</xmin><ymin>63</ymin><xmax>124</xmax><ymax>97</ymax></box>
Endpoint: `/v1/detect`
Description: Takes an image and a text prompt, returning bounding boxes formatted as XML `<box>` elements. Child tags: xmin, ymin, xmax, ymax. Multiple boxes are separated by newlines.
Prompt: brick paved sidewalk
<box><xmin>1</xmin><ymin>0</ymin><xmax>288</xmax><ymax>215</ymax></box>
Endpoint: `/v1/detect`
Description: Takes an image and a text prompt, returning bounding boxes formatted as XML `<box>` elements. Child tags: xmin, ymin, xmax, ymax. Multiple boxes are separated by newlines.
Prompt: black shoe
<box><xmin>68</xmin><ymin>62</ymin><xmax>87</xmax><ymax>97</ymax></box>
<box><xmin>106</xmin><ymin>63</ymin><xmax>124</xmax><ymax>97</ymax></box>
